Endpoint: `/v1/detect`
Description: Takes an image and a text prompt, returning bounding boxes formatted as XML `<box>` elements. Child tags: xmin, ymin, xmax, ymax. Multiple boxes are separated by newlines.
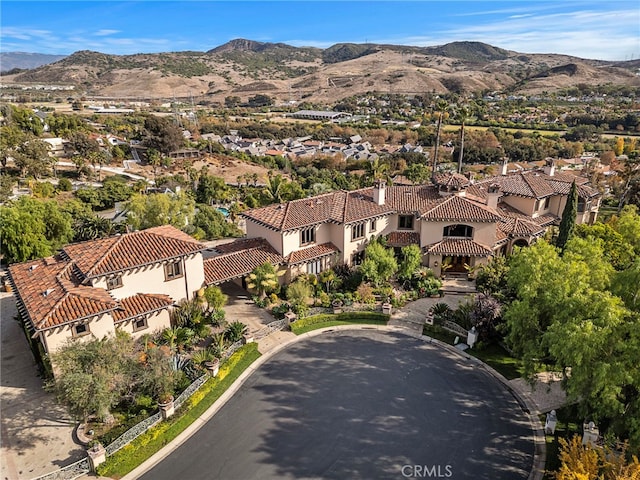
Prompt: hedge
<box><xmin>291</xmin><ymin>311</ymin><xmax>389</xmax><ymax>335</ymax></box>
<box><xmin>96</xmin><ymin>343</ymin><xmax>261</xmax><ymax>478</ymax></box>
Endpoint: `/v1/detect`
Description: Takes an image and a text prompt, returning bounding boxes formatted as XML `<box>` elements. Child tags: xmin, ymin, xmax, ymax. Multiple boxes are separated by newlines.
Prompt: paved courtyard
<box><xmin>139</xmin><ymin>330</ymin><xmax>535</xmax><ymax>480</ymax></box>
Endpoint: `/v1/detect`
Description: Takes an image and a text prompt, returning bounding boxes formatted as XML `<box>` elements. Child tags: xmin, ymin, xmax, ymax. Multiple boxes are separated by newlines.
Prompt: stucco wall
<box><xmin>42</xmin><ymin>314</ymin><xmax>116</xmax><ymax>353</ymax></box>
<box><xmin>245</xmin><ymin>220</ymin><xmax>283</xmax><ymax>254</ymax></box>
<box><xmin>420</xmin><ymin>220</ymin><xmax>496</xmax><ymax>247</ymax></box>
<box><xmin>502</xmin><ymin>195</ymin><xmax>535</xmax><ymax>216</ymax></box>
<box><xmin>116</xmin><ymin>309</ymin><xmax>171</xmax><ymax>339</ymax></box>
<box><xmin>93</xmin><ymin>254</ymin><xmax>204</xmax><ymax>303</ymax></box>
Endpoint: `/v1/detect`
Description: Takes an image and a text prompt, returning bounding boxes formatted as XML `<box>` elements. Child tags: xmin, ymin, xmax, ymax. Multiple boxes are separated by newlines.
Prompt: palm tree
<box><xmin>455</xmin><ymin>105</ymin><xmax>471</xmax><ymax>174</ymax></box>
<box><xmin>246</xmin><ymin>262</ymin><xmax>283</xmax><ymax>299</ymax></box>
<box><xmin>432</xmin><ymin>99</ymin><xmax>449</xmax><ymax>179</ymax></box>
<box><xmin>264</xmin><ymin>173</ymin><xmax>286</xmax><ymax>202</ymax></box>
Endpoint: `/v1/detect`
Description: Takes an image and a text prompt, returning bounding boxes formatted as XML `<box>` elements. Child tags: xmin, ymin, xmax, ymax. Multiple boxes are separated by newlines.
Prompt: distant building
<box><xmin>288</xmin><ymin>110</ymin><xmax>352</xmax><ymax>121</ymax></box>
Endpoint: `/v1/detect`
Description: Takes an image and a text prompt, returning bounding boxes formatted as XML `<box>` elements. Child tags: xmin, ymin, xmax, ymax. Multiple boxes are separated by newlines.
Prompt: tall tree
<box><xmin>455</xmin><ymin>105</ymin><xmax>471</xmax><ymax>174</ymax></box>
<box><xmin>142</xmin><ymin>115</ymin><xmax>184</xmax><ymax>156</ymax></box>
<box><xmin>360</xmin><ymin>241</ymin><xmax>398</xmax><ymax>287</ymax></box>
<box><xmin>125</xmin><ymin>192</ymin><xmax>195</xmax><ymax>231</ymax></box>
<box><xmin>431</xmin><ymin>99</ymin><xmax>449</xmax><ymax>179</ymax></box>
<box><xmin>556</xmin><ymin>181</ymin><xmax>578</xmax><ymax>251</ymax></box>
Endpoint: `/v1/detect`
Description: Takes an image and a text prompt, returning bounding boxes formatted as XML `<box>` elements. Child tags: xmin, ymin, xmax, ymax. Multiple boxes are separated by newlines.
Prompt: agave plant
<box><xmin>224</xmin><ymin>321</ymin><xmax>248</xmax><ymax>343</ymax></box>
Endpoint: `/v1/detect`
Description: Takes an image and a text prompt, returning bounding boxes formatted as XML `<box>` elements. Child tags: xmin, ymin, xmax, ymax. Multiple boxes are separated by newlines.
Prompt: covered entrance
<box><xmin>442</xmin><ymin>255</ymin><xmax>471</xmax><ymax>273</ymax></box>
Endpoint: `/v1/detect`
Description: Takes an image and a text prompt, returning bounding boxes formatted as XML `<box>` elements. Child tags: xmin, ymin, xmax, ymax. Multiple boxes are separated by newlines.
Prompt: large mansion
<box><xmin>8</xmin><ymin>161</ymin><xmax>600</xmax><ymax>358</ymax></box>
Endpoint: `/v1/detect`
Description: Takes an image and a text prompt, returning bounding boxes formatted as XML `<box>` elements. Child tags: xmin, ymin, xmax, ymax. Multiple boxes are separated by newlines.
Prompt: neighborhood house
<box><xmin>8</xmin><ymin>161</ymin><xmax>600</xmax><ymax>366</ymax></box>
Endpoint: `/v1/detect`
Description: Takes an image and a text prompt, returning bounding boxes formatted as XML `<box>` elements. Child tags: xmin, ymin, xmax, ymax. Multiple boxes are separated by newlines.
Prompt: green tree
<box><xmin>190</xmin><ymin>204</ymin><xmax>242</xmax><ymax>240</ymax></box>
<box><xmin>318</xmin><ymin>269</ymin><xmax>337</xmax><ymax>293</ymax></box>
<box><xmin>403</xmin><ymin>163</ymin><xmax>431</xmax><ymax>185</ymax></box>
<box><xmin>50</xmin><ymin>332</ymin><xmax>136</xmax><ymax>422</ymax></box>
<box><xmin>286</xmin><ymin>277</ymin><xmax>313</xmax><ymax>308</ymax></box>
<box><xmin>196</xmin><ymin>174</ymin><xmax>231</xmax><ymax>205</ymax></box>
<box><xmin>125</xmin><ymin>192</ymin><xmax>195</xmax><ymax>231</ymax></box>
<box><xmin>0</xmin><ymin>197</ymin><xmax>73</xmax><ymax>263</ymax></box>
<box><xmin>398</xmin><ymin>244</ymin><xmax>422</xmax><ymax>280</ymax></box>
<box><xmin>432</xmin><ymin>99</ymin><xmax>449</xmax><ymax>177</ymax></box>
<box><xmin>611</xmin><ymin>205</ymin><xmax>640</xmax><ymax>255</ymax></box>
<box><xmin>360</xmin><ymin>241</ymin><xmax>398</xmax><ymax>287</ymax></box>
<box><xmin>14</xmin><ymin>138</ymin><xmax>53</xmax><ymax>179</ymax></box>
<box><xmin>203</xmin><ymin>285</ymin><xmax>228</xmax><ymax>311</ymax></box>
<box><xmin>246</xmin><ymin>262</ymin><xmax>282</xmax><ymax>299</ymax></box>
<box><xmin>556</xmin><ymin>181</ymin><xmax>578</xmax><ymax>251</ymax></box>
<box><xmin>142</xmin><ymin>116</ymin><xmax>184</xmax><ymax>156</ymax></box>
<box><xmin>455</xmin><ymin>105</ymin><xmax>472</xmax><ymax>174</ymax></box>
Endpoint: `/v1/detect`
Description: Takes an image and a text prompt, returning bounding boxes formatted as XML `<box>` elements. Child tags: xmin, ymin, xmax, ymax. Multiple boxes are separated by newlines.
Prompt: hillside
<box><xmin>2</xmin><ymin>40</ymin><xmax>638</xmax><ymax>102</ymax></box>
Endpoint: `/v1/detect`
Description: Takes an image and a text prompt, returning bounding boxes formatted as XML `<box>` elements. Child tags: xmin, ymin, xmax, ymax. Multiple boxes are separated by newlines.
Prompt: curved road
<box><xmin>140</xmin><ymin>330</ymin><xmax>533</xmax><ymax>480</ymax></box>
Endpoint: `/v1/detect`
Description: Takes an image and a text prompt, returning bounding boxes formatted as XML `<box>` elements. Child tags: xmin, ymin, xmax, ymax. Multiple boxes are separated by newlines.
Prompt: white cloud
<box><xmin>94</xmin><ymin>29</ymin><xmax>121</xmax><ymax>37</ymax></box>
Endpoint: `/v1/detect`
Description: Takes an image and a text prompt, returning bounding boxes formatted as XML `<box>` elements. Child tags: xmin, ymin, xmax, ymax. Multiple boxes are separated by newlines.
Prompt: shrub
<box><xmin>271</xmin><ymin>302</ymin><xmax>291</xmax><ymax>319</ymax></box>
<box><xmin>355</xmin><ymin>283</ymin><xmax>376</xmax><ymax>304</ymax></box>
<box><xmin>57</xmin><ymin>178</ymin><xmax>73</xmax><ymax>192</ymax></box>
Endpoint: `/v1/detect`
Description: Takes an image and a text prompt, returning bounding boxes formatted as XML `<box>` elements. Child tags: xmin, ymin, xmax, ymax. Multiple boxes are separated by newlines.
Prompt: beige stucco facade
<box><xmin>40</xmin><ymin>314</ymin><xmax>116</xmax><ymax>354</ymax></box>
<box><xmin>92</xmin><ymin>253</ymin><xmax>205</xmax><ymax>302</ymax></box>
<box><xmin>116</xmin><ymin>309</ymin><xmax>171</xmax><ymax>339</ymax></box>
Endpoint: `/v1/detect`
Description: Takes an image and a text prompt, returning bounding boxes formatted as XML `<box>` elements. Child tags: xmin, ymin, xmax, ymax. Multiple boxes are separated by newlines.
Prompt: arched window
<box><xmin>443</xmin><ymin>224</ymin><xmax>474</xmax><ymax>238</ymax></box>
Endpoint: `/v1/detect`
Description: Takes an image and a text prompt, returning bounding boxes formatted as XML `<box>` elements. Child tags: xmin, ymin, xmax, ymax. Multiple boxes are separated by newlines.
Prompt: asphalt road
<box><xmin>139</xmin><ymin>330</ymin><xmax>533</xmax><ymax>480</ymax></box>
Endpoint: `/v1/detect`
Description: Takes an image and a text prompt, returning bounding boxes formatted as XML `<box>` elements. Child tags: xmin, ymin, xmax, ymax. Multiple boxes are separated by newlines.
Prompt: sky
<box><xmin>1</xmin><ymin>1</ymin><xmax>639</xmax><ymax>61</ymax></box>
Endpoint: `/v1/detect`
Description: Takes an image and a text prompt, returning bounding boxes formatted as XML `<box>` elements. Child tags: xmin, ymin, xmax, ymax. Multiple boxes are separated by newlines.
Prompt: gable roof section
<box><xmin>286</xmin><ymin>242</ymin><xmax>339</xmax><ymax>265</ymax></box>
<box><xmin>113</xmin><ymin>293</ymin><xmax>174</xmax><ymax>323</ymax></box>
<box><xmin>203</xmin><ymin>238</ymin><xmax>284</xmax><ymax>285</ymax></box>
<box><xmin>421</xmin><ymin>195</ymin><xmax>502</xmax><ymax>222</ymax></box>
<box><xmin>8</xmin><ymin>256</ymin><xmax>118</xmax><ymax>331</ymax></box>
<box><xmin>386</xmin><ymin>231</ymin><xmax>420</xmax><ymax>247</ymax></box>
<box><xmin>426</xmin><ymin>239</ymin><xmax>493</xmax><ymax>257</ymax></box>
<box><xmin>63</xmin><ymin>225</ymin><xmax>203</xmax><ymax>279</ymax></box>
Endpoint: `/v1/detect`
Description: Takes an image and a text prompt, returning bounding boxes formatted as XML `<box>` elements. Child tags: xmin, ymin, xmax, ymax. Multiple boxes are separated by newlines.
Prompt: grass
<box><xmin>541</xmin><ymin>404</ymin><xmax>582</xmax><ymax>479</ymax></box>
<box><xmin>291</xmin><ymin>312</ymin><xmax>389</xmax><ymax>335</ymax></box>
<box><xmin>96</xmin><ymin>343</ymin><xmax>261</xmax><ymax>479</ymax></box>
<box><xmin>422</xmin><ymin>324</ymin><xmax>458</xmax><ymax>344</ymax></box>
<box><xmin>466</xmin><ymin>343</ymin><xmax>525</xmax><ymax>380</ymax></box>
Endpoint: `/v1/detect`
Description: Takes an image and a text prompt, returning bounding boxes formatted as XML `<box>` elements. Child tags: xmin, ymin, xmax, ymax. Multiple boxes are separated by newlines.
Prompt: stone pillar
<box><xmin>87</xmin><ymin>443</ymin><xmax>106</xmax><ymax>472</ymax></box>
<box><xmin>545</xmin><ymin>410</ymin><xmax>557</xmax><ymax>435</ymax></box>
<box><xmin>158</xmin><ymin>397</ymin><xmax>175</xmax><ymax>420</ymax></box>
<box><xmin>582</xmin><ymin>421</ymin><xmax>599</xmax><ymax>446</ymax></box>
<box><xmin>467</xmin><ymin>327</ymin><xmax>478</xmax><ymax>349</ymax></box>
<box><xmin>243</xmin><ymin>333</ymin><xmax>255</xmax><ymax>344</ymax></box>
<box><xmin>382</xmin><ymin>303</ymin><xmax>392</xmax><ymax>315</ymax></box>
<box><xmin>284</xmin><ymin>311</ymin><xmax>297</xmax><ymax>326</ymax></box>
<box><xmin>204</xmin><ymin>359</ymin><xmax>220</xmax><ymax>377</ymax></box>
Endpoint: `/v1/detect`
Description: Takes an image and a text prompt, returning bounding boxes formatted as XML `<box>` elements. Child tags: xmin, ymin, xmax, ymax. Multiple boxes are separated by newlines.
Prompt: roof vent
<box><xmin>43</xmin><ymin>288</ymin><xmax>55</xmax><ymax>297</ymax></box>
<box><xmin>29</xmin><ymin>265</ymin><xmax>38</xmax><ymax>272</ymax></box>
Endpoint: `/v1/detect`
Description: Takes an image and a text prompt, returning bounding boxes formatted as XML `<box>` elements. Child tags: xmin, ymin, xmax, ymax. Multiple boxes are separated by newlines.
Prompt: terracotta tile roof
<box><xmin>433</xmin><ymin>172</ymin><xmax>471</xmax><ymax>189</ymax></box>
<box><xmin>498</xmin><ymin>217</ymin><xmax>545</xmax><ymax>237</ymax></box>
<box><xmin>113</xmin><ymin>294</ymin><xmax>174</xmax><ymax>323</ymax></box>
<box><xmin>286</xmin><ymin>242</ymin><xmax>340</xmax><ymax>265</ymax></box>
<box><xmin>8</xmin><ymin>255</ymin><xmax>118</xmax><ymax>331</ymax></box>
<box><xmin>386</xmin><ymin>231</ymin><xmax>420</xmax><ymax>247</ymax></box>
<box><xmin>421</xmin><ymin>195</ymin><xmax>502</xmax><ymax>222</ymax></box>
<box><xmin>242</xmin><ymin>185</ymin><xmax>442</xmax><ymax>231</ymax></box>
<box><xmin>426</xmin><ymin>239</ymin><xmax>493</xmax><ymax>257</ymax></box>
<box><xmin>63</xmin><ymin>225</ymin><xmax>204</xmax><ymax>279</ymax></box>
<box><xmin>203</xmin><ymin>238</ymin><xmax>284</xmax><ymax>285</ymax></box>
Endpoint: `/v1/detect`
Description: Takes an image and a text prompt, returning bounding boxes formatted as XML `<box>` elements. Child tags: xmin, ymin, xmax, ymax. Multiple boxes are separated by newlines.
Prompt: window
<box><xmin>133</xmin><ymin>318</ymin><xmax>148</xmax><ymax>332</ymax></box>
<box><xmin>73</xmin><ymin>323</ymin><xmax>89</xmax><ymax>337</ymax></box>
<box><xmin>351</xmin><ymin>223</ymin><xmax>365</xmax><ymax>241</ymax></box>
<box><xmin>543</xmin><ymin>197</ymin><xmax>550</xmax><ymax>209</ymax></box>
<box><xmin>370</xmin><ymin>219</ymin><xmax>377</xmax><ymax>232</ymax></box>
<box><xmin>106</xmin><ymin>275</ymin><xmax>123</xmax><ymax>290</ymax></box>
<box><xmin>443</xmin><ymin>224</ymin><xmax>473</xmax><ymax>238</ymax></box>
<box><xmin>164</xmin><ymin>260</ymin><xmax>183</xmax><ymax>281</ymax></box>
<box><xmin>351</xmin><ymin>251</ymin><xmax>365</xmax><ymax>266</ymax></box>
<box><xmin>300</xmin><ymin>227</ymin><xmax>316</xmax><ymax>246</ymax></box>
<box><xmin>398</xmin><ymin>215</ymin><xmax>414</xmax><ymax>230</ymax></box>
<box><xmin>307</xmin><ymin>260</ymin><xmax>323</xmax><ymax>275</ymax></box>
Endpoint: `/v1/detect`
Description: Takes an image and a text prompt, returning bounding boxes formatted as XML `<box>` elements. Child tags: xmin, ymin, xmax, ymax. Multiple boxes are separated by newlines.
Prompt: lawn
<box><xmin>466</xmin><ymin>342</ymin><xmax>525</xmax><ymax>380</ymax></box>
<box><xmin>290</xmin><ymin>312</ymin><xmax>389</xmax><ymax>335</ymax></box>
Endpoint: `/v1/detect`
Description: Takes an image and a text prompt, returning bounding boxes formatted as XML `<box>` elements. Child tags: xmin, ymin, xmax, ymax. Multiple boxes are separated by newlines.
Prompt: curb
<box><xmin>123</xmin><ymin>325</ymin><xmax>545</xmax><ymax>480</ymax></box>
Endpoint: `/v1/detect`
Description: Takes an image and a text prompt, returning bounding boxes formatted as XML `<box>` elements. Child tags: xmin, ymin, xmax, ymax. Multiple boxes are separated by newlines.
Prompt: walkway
<box><xmin>0</xmin><ymin>293</ymin><xmax>85</xmax><ymax>480</ymax></box>
<box><xmin>220</xmin><ymin>283</ymin><xmax>279</xmax><ymax>335</ymax></box>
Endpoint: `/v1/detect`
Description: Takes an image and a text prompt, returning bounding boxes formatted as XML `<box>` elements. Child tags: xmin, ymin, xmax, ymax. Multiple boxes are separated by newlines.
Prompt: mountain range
<box><xmin>2</xmin><ymin>39</ymin><xmax>639</xmax><ymax>102</ymax></box>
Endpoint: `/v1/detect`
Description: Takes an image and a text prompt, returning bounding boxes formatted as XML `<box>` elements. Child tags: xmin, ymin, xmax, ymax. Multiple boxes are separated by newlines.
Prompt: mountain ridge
<box><xmin>2</xmin><ymin>39</ymin><xmax>638</xmax><ymax>102</ymax></box>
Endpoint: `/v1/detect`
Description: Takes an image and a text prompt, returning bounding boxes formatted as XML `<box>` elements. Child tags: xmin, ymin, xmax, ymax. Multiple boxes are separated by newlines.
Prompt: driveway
<box><xmin>139</xmin><ymin>330</ymin><xmax>534</xmax><ymax>480</ymax></box>
<box><xmin>0</xmin><ymin>292</ymin><xmax>85</xmax><ymax>480</ymax></box>
<box><xmin>220</xmin><ymin>282</ymin><xmax>277</xmax><ymax>334</ymax></box>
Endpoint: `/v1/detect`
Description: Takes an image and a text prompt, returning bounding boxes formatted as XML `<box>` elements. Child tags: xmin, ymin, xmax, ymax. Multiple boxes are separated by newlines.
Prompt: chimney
<box><xmin>373</xmin><ymin>180</ymin><xmax>386</xmax><ymax>206</ymax></box>
<box><xmin>500</xmin><ymin>158</ymin><xmax>508</xmax><ymax>176</ymax></box>
<box><xmin>486</xmin><ymin>183</ymin><xmax>501</xmax><ymax>210</ymax></box>
<box><xmin>543</xmin><ymin>158</ymin><xmax>556</xmax><ymax>177</ymax></box>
